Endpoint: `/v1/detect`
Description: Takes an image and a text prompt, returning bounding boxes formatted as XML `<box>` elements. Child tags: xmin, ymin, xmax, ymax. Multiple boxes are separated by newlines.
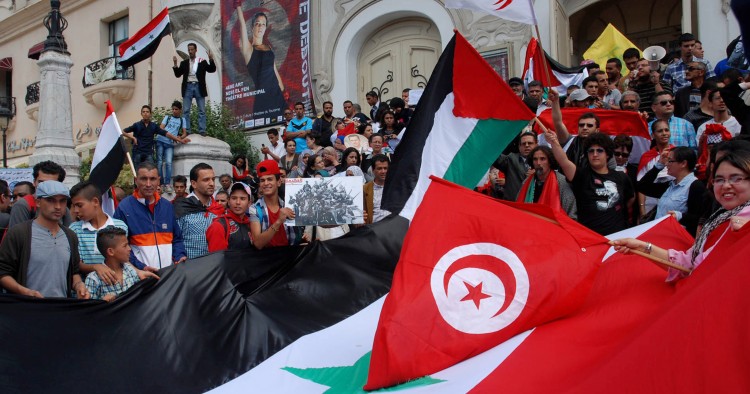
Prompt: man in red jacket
<box><xmin>207</xmin><ymin>182</ymin><xmax>253</xmax><ymax>252</ymax></box>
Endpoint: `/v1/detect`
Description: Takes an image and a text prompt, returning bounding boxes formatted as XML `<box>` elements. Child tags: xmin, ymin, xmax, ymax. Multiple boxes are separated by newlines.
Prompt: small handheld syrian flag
<box><xmin>118</xmin><ymin>7</ymin><xmax>172</xmax><ymax>68</ymax></box>
<box><xmin>445</xmin><ymin>0</ymin><xmax>537</xmax><ymax>25</ymax></box>
<box><xmin>89</xmin><ymin>100</ymin><xmax>127</xmax><ymax>214</ymax></box>
<box><xmin>523</xmin><ymin>37</ymin><xmax>588</xmax><ymax>95</ymax></box>
<box><xmin>382</xmin><ymin>31</ymin><xmax>535</xmax><ymax>220</ymax></box>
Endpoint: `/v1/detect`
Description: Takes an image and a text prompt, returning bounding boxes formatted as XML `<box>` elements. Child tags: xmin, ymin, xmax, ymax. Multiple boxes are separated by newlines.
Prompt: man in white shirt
<box><xmin>364</xmin><ymin>155</ymin><xmax>391</xmax><ymax>224</ymax></box>
<box><xmin>261</xmin><ymin>128</ymin><xmax>286</xmax><ymax>162</ymax></box>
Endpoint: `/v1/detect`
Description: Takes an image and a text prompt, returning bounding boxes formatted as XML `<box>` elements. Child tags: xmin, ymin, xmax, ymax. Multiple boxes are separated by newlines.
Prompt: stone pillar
<box><xmin>29</xmin><ymin>0</ymin><xmax>80</xmax><ymax>187</ymax></box>
<box><xmin>173</xmin><ymin>134</ymin><xmax>233</xmax><ymax>182</ymax></box>
<box><xmin>30</xmin><ymin>50</ymin><xmax>81</xmax><ymax>187</ymax></box>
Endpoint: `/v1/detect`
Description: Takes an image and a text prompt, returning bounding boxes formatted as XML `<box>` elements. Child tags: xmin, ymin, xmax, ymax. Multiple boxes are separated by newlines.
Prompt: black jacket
<box><xmin>173</xmin><ymin>57</ymin><xmax>217</xmax><ymax>98</ymax></box>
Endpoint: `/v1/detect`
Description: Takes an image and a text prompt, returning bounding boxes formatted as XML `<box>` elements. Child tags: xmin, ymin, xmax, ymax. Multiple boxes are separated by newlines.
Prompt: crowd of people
<box><xmin>0</xmin><ymin>33</ymin><xmax>748</xmax><ymax>301</ymax></box>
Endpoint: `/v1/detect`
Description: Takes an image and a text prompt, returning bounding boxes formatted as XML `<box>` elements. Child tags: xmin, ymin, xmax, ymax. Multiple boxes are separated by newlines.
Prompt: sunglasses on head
<box><xmin>658</xmin><ymin>99</ymin><xmax>675</xmax><ymax>106</ymax></box>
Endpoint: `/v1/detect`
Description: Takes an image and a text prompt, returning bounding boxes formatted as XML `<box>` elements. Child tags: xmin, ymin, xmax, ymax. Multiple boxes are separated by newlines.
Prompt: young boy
<box><xmin>68</xmin><ymin>181</ymin><xmax>133</xmax><ymax>282</ymax></box>
<box><xmin>157</xmin><ymin>101</ymin><xmax>189</xmax><ymax>193</ymax></box>
<box><xmin>85</xmin><ymin>226</ymin><xmax>158</xmax><ymax>302</ymax></box>
<box><xmin>172</xmin><ymin>175</ymin><xmax>189</xmax><ymax>202</ymax></box>
<box><xmin>206</xmin><ymin>182</ymin><xmax>253</xmax><ymax>252</ymax></box>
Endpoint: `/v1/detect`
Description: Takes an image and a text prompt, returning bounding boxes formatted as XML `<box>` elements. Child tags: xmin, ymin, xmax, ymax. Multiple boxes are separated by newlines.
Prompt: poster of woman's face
<box><xmin>221</xmin><ymin>1</ymin><xmax>315</xmax><ymax>130</ymax></box>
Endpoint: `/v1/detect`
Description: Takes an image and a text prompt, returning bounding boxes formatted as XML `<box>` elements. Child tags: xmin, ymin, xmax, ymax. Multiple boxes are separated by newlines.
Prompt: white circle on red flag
<box><xmin>430</xmin><ymin>243</ymin><xmax>529</xmax><ymax>334</ymax></box>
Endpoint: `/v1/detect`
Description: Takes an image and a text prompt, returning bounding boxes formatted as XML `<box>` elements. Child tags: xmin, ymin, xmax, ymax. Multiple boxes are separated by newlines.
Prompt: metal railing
<box><xmin>25</xmin><ymin>81</ymin><xmax>40</xmax><ymax>105</ymax></box>
<box><xmin>82</xmin><ymin>56</ymin><xmax>134</xmax><ymax>88</ymax></box>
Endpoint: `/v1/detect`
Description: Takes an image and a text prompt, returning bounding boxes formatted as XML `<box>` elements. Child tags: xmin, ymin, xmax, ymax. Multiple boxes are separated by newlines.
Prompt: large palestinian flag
<box><xmin>522</xmin><ymin>37</ymin><xmax>588</xmax><ymax>95</ymax></box>
<box><xmin>383</xmin><ymin>31</ymin><xmax>535</xmax><ymax>220</ymax></box>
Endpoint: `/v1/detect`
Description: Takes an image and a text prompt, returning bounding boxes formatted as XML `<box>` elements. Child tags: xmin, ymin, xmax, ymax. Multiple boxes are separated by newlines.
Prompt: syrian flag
<box><xmin>365</xmin><ymin>177</ymin><xmax>610</xmax><ymax>389</ymax></box>
<box><xmin>89</xmin><ymin>100</ymin><xmax>127</xmax><ymax>214</ymax></box>
<box><xmin>445</xmin><ymin>0</ymin><xmax>537</xmax><ymax>25</ymax></box>
<box><xmin>118</xmin><ymin>7</ymin><xmax>172</xmax><ymax>68</ymax></box>
<box><xmin>382</xmin><ymin>31</ymin><xmax>535</xmax><ymax>220</ymax></box>
<box><xmin>523</xmin><ymin>37</ymin><xmax>588</xmax><ymax>95</ymax></box>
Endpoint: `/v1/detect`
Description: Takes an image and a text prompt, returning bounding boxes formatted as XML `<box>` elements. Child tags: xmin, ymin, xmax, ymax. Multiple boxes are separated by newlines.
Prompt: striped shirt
<box><xmin>85</xmin><ymin>263</ymin><xmax>140</xmax><ymax>300</ymax></box>
<box><xmin>68</xmin><ymin>215</ymin><xmax>129</xmax><ymax>266</ymax></box>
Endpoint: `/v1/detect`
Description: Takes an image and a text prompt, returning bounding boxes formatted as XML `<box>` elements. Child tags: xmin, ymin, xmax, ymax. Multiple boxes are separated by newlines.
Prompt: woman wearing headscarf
<box><xmin>613</xmin><ymin>149</ymin><xmax>750</xmax><ymax>282</ymax></box>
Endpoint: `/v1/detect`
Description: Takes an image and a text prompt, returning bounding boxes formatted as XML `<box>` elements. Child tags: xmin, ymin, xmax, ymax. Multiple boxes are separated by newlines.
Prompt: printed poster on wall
<box><xmin>221</xmin><ymin>0</ymin><xmax>315</xmax><ymax>129</ymax></box>
<box><xmin>284</xmin><ymin>177</ymin><xmax>365</xmax><ymax>226</ymax></box>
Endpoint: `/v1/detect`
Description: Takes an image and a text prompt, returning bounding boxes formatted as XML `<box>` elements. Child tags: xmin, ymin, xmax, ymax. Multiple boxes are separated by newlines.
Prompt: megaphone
<box><xmin>643</xmin><ymin>46</ymin><xmax>667</xmax><ymax>70</ymax></box>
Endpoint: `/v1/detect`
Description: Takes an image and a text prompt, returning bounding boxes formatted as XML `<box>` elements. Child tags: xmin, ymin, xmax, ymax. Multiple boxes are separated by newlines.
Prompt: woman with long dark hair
<box><xmin>236</xmin><ymin>4</ymin><xmax>286</xmax><ymax>116</ymax></box>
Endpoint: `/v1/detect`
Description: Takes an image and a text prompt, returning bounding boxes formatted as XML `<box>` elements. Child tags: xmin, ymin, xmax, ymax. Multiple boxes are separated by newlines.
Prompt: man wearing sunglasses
<box><xmin>649</xmin><ymin>91</ymin><xmax>698</xmax><ymax>152</ymax></box>
<box><xmin>545</xmin><ymin>129</ymin><xmax>634</xmax><ymax>235</ymax></box>
<box><xmin>629</xmin><ymin>58</ymin><xmax>671</xmax><ymax>118</ymax></box>
<box><xmin>492</xmin><ymin>130</ymin><xmax>538</xmax><ymax>201</ymax></box>
<box><xmin>663</xmin><ymin>33</ymin><xmax>715</xmax><ymax>92</ymax></box>
<box><xmin>546</xmin><ymin>89</ymin><xmax>616</xmax><ymax>171</ymax></box>
<box><xmin>674</xmin><ymin>61</ymin><xmax>706</xmax><ymax>118</ymax></box>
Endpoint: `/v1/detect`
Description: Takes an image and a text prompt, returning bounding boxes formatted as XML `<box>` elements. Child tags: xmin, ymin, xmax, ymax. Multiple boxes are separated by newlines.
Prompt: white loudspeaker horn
<box><xmin>643</xmin><ymin>46</ymin><xmax>667</xmax><ymax>70</ymax></box>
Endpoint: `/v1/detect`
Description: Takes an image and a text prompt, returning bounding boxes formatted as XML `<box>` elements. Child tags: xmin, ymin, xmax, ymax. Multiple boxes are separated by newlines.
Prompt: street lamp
<box><xmin>0</xmin><ymin>97</ymin><xmax>16</xmax><ymax>168</ymax></box>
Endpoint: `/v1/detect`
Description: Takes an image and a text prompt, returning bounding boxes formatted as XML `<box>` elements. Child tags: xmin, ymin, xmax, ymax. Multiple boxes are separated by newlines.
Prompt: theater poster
<box><xmin>222</xmin><ymin>1</ymin><xmax>315</xmax><ymax>129</ymax></box>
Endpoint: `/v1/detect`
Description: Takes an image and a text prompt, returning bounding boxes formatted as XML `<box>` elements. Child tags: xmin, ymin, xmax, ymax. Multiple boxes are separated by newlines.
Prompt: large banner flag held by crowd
<box><xmin>382</xmin><ymin>31</ymin><xmax>535</xmax><ymax>220</ymax></box>
<box><xmin>445</xmin><ymin>0</ymin><xmax>537</xmax><ymax>25</ymax></box>
<box><xmin>583</xmin><ymin>23</ymin><xmax>640</xmax><ymax>69</ymax></box>
<box><xmin>365</xmin><ymin>177</ymin><xmax>610</xmax><ymax>389</ymax></box>
<box><xmin>523</xmin><ymin>37</ymin><xmax>588</xmax><ymax>94</ymax></box>
<box><xmin>118</xmin><ymin>7</ymin><xmax>172</xmax><ymax>68</ymax></box>
<box><xmin>221</xmin><ymin>1</ymin><xmax>315</xmax><ymax>129</ymax></box>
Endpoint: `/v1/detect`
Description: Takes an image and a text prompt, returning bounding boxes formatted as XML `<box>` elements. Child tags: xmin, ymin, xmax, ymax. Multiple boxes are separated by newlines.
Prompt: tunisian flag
<box><xmin>365</xmin><ymin>177</ymin><xmax>610</xmax><ymax>390</ymax></box>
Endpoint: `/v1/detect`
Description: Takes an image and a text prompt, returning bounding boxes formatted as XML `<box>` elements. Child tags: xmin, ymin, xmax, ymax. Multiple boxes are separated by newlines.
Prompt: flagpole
<box><xmin>532</xmin><ymin>25</ymin><xmax>555</xmax><ymax>93</ymax></box>
<box><xmin>125</xmin><ymin>150</ymin><xmax>137</xmax><ymax>178</ymax></box>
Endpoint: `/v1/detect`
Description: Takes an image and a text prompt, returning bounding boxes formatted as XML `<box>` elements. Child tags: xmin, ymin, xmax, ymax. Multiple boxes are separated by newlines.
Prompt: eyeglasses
<box><xmin>587</xmin><ymin>148</ymin><xmax>605</xmax><ymax>154</ymax></box>
<box><xmin>613</xmin><ymin>152</ymin><xmax>630</xmax><ymax>158</ymax></box>
<box><xmin>520</xmin><ymin>142</ymin><xmax>535</xmax><ymax>146</ymax></box>
<box><xmin>657</xmin><ymin>99</ymin><xmax>675</xmax><ymax>106</ymax></box>
<box><xmin>713</xmin><ymin>175</ymin><xmax>749</xmax><ymax>186</ymax></box>
<box><xmin>578</xmin><ymin>123</ymin><xmax>597</xmax><ymax>128</ymax></box>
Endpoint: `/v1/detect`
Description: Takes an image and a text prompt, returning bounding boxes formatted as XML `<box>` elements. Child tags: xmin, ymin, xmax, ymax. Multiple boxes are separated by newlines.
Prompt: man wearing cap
<box><xmin>249</xmin><ymin>160</ymin><xmax>303</xmax><ymax>249</ymax></box>
<box><xmin>567</xmin><ymin>89</ymin><xmax>597</xmax><ymax>108</ymax></box>
<box><xmin>207</xmin><ymin>182</ymin><xmax>253</xmax><ymax>252</ymax></box>
<box><xmin>9</xmin><ymin>160</ymin><xmax>72</xmax><ymax>228</ymax></box>
<box><xmin>0</xmin><ymin>181</ymin><xmax>89</xmax><ymax>299</ymax></box>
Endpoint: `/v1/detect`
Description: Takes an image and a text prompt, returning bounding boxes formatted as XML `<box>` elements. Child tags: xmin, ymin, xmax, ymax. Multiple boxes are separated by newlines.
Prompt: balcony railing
<box><xmin>82</xmin><ymin>56</ymin><xmax>134</xmax><ymax>88</ymax></box>
<box><xmin>25</xmin><ymin>81</ymin><xmax>40</xmax><ymax>105</ymax></box>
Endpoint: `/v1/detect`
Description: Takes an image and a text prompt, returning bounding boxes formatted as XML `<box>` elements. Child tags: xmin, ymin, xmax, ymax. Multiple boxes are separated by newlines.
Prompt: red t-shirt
<box><xmin>266</xmin><ymin>207</ymin><xmax>289</xmax><ymax>247</ymax></box>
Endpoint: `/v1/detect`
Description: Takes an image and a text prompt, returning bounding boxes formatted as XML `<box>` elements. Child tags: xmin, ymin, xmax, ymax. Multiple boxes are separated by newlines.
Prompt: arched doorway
<box><xmin>568</xmin><ymin>0</ymin><xmax>682</xmax><ymax>64</ymax></box>
<box><xmin>357</xmin><ymin>18</ymin><xmax>441</xmax><ymax>109</ymax></box>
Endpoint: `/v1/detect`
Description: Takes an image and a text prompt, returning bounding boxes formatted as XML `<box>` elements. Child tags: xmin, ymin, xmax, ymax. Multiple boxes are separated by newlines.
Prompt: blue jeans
<box><xmin>155</xmin><ymin>141</ymin><xmax>174</xmax><ymax>185</ymax></box>
<box><xmin>183</xmin><ymin>82</ymin><xmax>206</xmax><ymax>134</ymax></box>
